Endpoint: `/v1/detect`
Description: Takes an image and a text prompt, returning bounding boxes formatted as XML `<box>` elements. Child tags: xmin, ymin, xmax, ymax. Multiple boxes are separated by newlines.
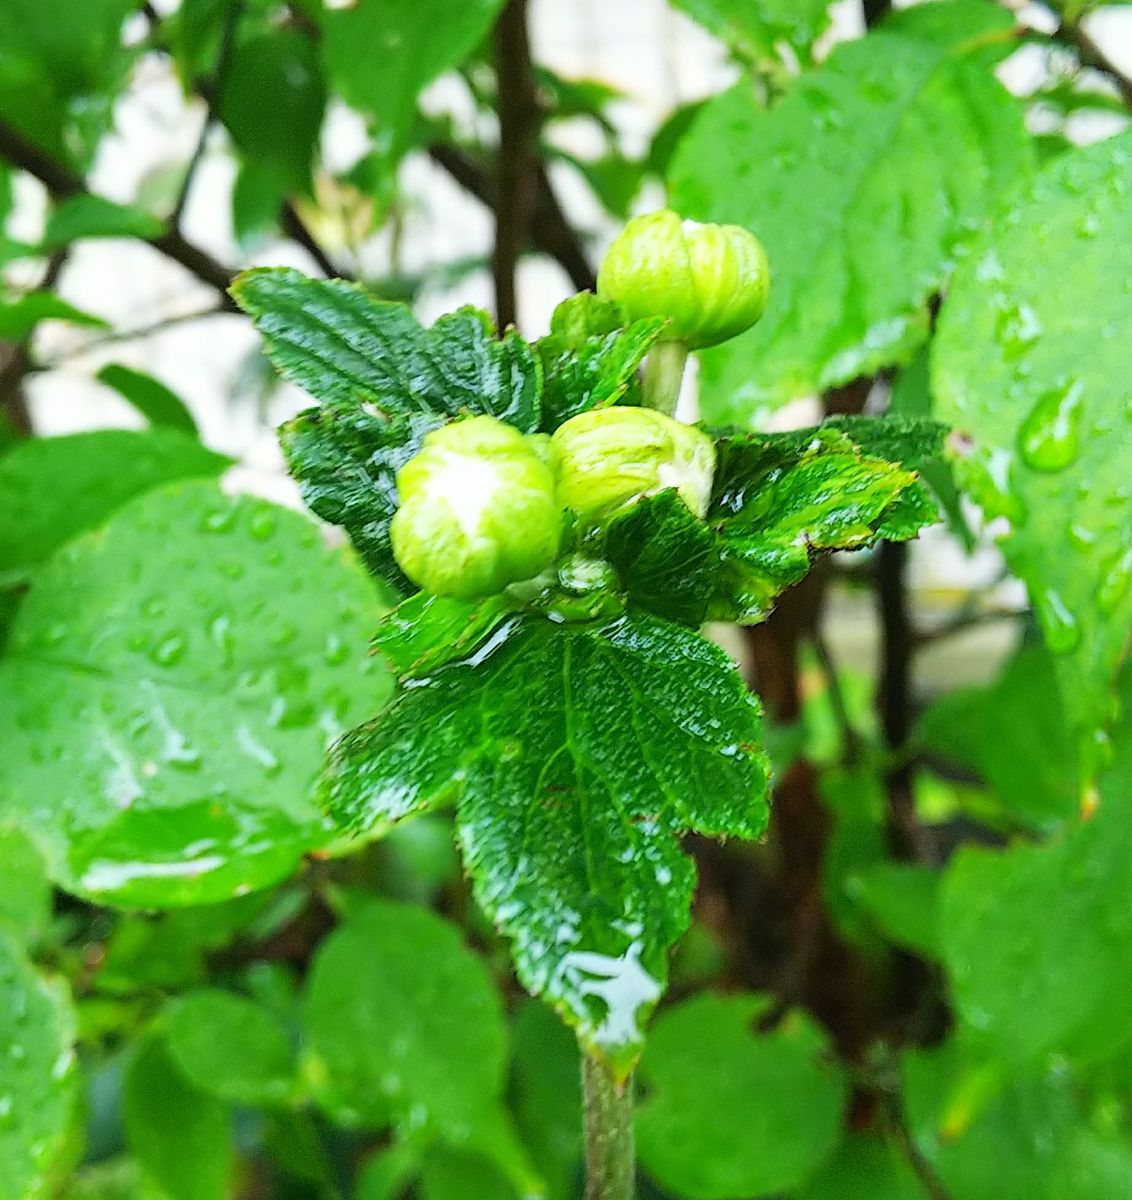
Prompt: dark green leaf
<box><xmin>373</xmin><ymin>591</ymin><xmax>518</xmax><ymax>678</ymax></box>
<box><xmin>321</xmin><ymin>0</ymin><xmax>506</xmax><ymax>158</ymax></box>
<box><xmin>219</xmin><ymin>28</ymin><xmax>326</xmax><ymax>194</ymax></box>
<box><xmin>600</xmin><ymin>490</ymin><xmax>720</xmax><ymax>626</ymax></box>
<box><xmin>932</xmin><ymin>129</ymin><xmax>1132</xmax><ymax>777</ymax></box>
<box><xmin>124</xmin><ymin>1034</ymin><xmax>233</xmax><ymax>1200</ymax></box>
<box><xmin>231</xmin><ymin>159</ymin><xmax>285</xmax><ymax>250</ymax></box>
<box><xmin>41</xmin><ymin>195</ymin><xmax>163</xmax><ymax>250</ymax></box>
<box><xmin>536</xmin><ymin>293</ymin><xmax>663</xmax><ymax>431</ymax></box>
<box><xmin>166</xmin><ymin>990</ymin><xmax>296</xmax><ymax>1107</ymax></box>
<box><xmin>303</xmin><ymin>900</ymin><xmax>507</xmax><ymax>1135</ymax></box>
<box><xmin>670</xmin><ymin>18</ymin><xmax>1033</xmax><ymax>422</ymax></box>
<box><xmin>709</xmin><ymin>424</ymin><xmax>938</xmax><ymax>622</ymax></box>
<box><xmin>0</xmin><ymin>292</ymin><xmax>109</xmax><ymax>339</ymax></box>
<box><xmin>0</xmin><ymin>430</ymin><xmax>227</xmax><ymax>573</ymax></box>
<box><xmin>0</xmin><ymin>930</ymin><xmax>77</xmax><ymax>1195</ymax></box>
<box><xmin>637</xmin><ymin>993</ymin><xmax>849</xmax><ymax>1198</ymax></box>
<box><xmin>0</xmin><ymin>481</ymin><xmax>390</xmax><ymax>907</ymax></box>
<box><xmin>797</xmin><ymin>1135</ymin><xmax>927</xmax><ymax>1200</ymax></box>
<box><xmin>96</xmin><ymin>364</ymin><xmax>199</xmax><ymax>436</ymax></box>
<box><xmin>323</xmin><ymin>613</ymin><xmax>768</xmax><ymax>1069</ymax></box>
<box><xmin>419</xmin><ymin>1149</ymin><xmax>517</xmax><ymax>1200</ymax></box>
<box><xmin>233</xmin><ymin>268</ymin><xmax>542</xmax><ymax>431</ymax></box>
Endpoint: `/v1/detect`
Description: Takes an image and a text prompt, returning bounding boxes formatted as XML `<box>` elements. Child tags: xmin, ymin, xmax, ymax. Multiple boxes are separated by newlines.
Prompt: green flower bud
<box><xmin>597</xmin><ymin>209</ymin><xmax>770</xmax><ymax>350</ymax></box>
<box><xmin>391</xmin><ymin>416</ymin><xmax>563</xmax><ymax>599</ymax></box>
<box><xmin>550</xmin><ymin>407</ymin><xmax>716</xmax><ymax>524</ymax></box>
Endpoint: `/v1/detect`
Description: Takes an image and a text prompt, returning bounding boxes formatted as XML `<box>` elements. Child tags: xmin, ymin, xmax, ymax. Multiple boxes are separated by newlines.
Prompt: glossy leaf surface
<box><xmin>933</xmin><ymin>130</ymin><xmax>1132</xmax><ymax>772</ymax></box>
<box><xmin>0</xmin><ymin>481</ymin><xmax>389</xmax><ymax>907</ymax></box>
<box><xmin>323</xmin><ymin>613</ymin><xmax>769</xmax><ymax>1069</ymax></box>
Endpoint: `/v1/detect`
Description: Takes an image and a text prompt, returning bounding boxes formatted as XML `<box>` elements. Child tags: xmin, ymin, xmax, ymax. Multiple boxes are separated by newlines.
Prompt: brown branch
<box><xmin>0</xmin><ymin>249</ymin><xmax>70</xmax><ymax>435</ymax></box>
<box><xmin>280</xmin><ymin>202</ymin><xmax>340</xmax><ymax>279</ymax></box>
<box><xmin>1054</xmin><ymin>17</ymin><xmax>1132</xmax><ymax>110</ymax></box>
<box><xmin>0</xmin><ymin>118</ymin><xmax>237</xmax><ymax>305</ymax></box>
<box><xmin>492</xmin><ymin>0</ymin><xmax>541</xmax><ymax>328</ymax></box>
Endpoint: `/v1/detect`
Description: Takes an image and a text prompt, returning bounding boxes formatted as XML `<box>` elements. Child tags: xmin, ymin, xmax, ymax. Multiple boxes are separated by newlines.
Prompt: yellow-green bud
<box><xmin>550</xmin><ymin>407</ymin><xmax>716</xmax><ymax>524</ymax></box>
<box><xmin>391</xmin><ymin>416</ymin><xmax>563</xmax><ymax>599</ymax></box>
<box><xmin>597</xmin><ymin>210</ymin><xmax>770</xmax><ymax>350</ymax></box>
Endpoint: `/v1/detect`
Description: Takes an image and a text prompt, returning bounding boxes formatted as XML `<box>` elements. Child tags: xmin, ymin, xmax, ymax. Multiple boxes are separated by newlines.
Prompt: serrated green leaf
<box><xmin>708</xmin><ymin>424</ymin><xmax>938</xmax><ymax>622</ymax></box>
<box><xmin>233</xmin><ymin>268</ymin><xmax>541</xmax><ymax>431</ymax></box>
<box><xmin>373</xmin><ymin>591</ymin><xmax>518</xmax><ymax>678</ymax></box>
<box><xmin>600</xmin><ymin>490</ymin><xmax>720</xmax><ymax>626</ymax></box>
<box><xmin>277</xmin><ymin>402</ymin><xmax>427</xmax><ymax>594</ymax></box>
<box><xmin>321</xmin><ymin>0</ymin><xmax>506</xmax><ymax>158</ymax></box>
<box><xmin>322</xmin><ymin>613</ymin><xmax>768</xmax><ymax>1069</ymax></box>
<box><xmin>0</xmin><ymin>826</ymin><xmax>51</xmax><ymax>943</ymax></box>
<box><xmin>636</xmin><ymin>994</ymin><xmax>849</xmax><ymax>1199</ymax></box>
<box><xmin>0</xmin><ymin>480</ymin><xmax>390</xmax><ymax>907</ymax></box>
<box><xmin>218</xmin><ymin>27</ymin><xmax>326</xmax><ymax>194</ymax></box>
<box><xmin>0</xmin><ymin>930</ymin><xmax>77</xmax><ymax>1198</ymax></box>
<box><xmin>536</xmin><ymin>293</ymin><xmax>663</xmax><ymax>431</ymax></box>
<box><xmin>0</xmin><ymin>292</ymin><xmax>109</xmax><ymax>339</ymax></box>
<box><xmin>0</xmin><ymin>430</ymin><xmax>228</xmax><ymax>574</ymax></box>
<box><xmin>303</xmin><ymin>900</ymin><xmax>507</xmax><ymax>1135</ymax></box>
<box><xmin>932</xmin><ymin>130</ymin><xmax>1132</xmax><ymax>777</ymax></box>
<box><xmin>96</xmin><ymin>364</ymin><xmax>199</xmax><ymax>436</ymax></box>
<box><xmin>917</xmin><ymin>642</ymin><xmax>1078</xmax><ymax>830</ymax></box>
<box><xmin>124</xmin><ymin>1033</ymin><xmax>233</xmax><ymax>1200</ymax></box>
<box><xmin>670</xmin><ymin>17</ymin><xmax>1033</xmax><ymax>422</ymax></box>
<box><xmin>166</xmin><ymin>990</ymin><xmax>296</xmax><ymax>1107</ymax></box>
<box><xmin>41</xmin><ymin>195</ymin><xmax>164</xmax><ymax>250</ymax></box>
<box><xmin>671</xmin><ymin>0</ymin><xmax>834</xmax><ymax>65</ymax></box>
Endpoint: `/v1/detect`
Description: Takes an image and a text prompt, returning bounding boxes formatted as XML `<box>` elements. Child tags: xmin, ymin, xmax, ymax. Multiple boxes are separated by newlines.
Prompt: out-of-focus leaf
<box><xmin>0</xmin><ymin>825</ymin><xmax>51</xmax><ymax>942</ymax></box>
<box><xmin>41</xmin><ymin>195</ymin><xmax>163</xmax><ymax>250</ymax></box>
<box><xmin>672</xmin><ymin>0</ymin><xmax>834</xmax><ymax>65</ymax></box>
<box><xmin>637</xmin><ymin>993</ymin><xmax>849</xmax><ymax>1198</ymax></box>
<box><xmin>0</xmin><ymin>292</ymin><xmax>109</xmax><ymax>339</ymax></box>
<box><xmin>670</xmin><ymin>15</ymin><xmax>1032</xmax><ymax>423</ymax></box>
<box><xmin>95</xmin><ymin>365</ymin><xmax>199</xmax><ymax>437</ymax></box>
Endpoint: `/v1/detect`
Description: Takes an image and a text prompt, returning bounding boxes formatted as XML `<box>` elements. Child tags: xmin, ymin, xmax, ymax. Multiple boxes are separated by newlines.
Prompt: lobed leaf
<box><xmin>322</xmin><ymin>613</ymin><xmax>769</xmax><ymax>1071</ymax></box>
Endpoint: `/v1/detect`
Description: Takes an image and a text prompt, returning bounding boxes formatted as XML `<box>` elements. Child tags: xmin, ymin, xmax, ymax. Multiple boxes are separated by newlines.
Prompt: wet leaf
<box><xmin>372</xmin><ymin>591</ymin><xmax>518</xmax><ymax>678</ymax></box>
<box><xmin>933</xmin><ymin>129</ymin><xmax>1132</xmax><ymax>776</ymax></box>
<box><xmin>322</xmin><ymin>613</ymin><xmax>768</xmax><ymax>1071</ymax></box>
<box><xmin>0</xmin><ymin>826</ymin><xmax>51</xmax><ymax>942</ymax></box>
<box><xmin>636</xmin><ymin>994</ymin><xmax>849</xmax><ymax>1198</ymax></box>
<box><xmin>0</xmin><ymin>480</ymin><xmax>390</xmax><ymax>907</ymax></box>
<box><xmin>670</xmin><ymin>13</ymin><xmax>1032</xmax><ymax>422</ymax></box>
<box><xmin>0</xmin><ymin>931</ymin><xmax>78</xmax><ymax>1197</ymax></box>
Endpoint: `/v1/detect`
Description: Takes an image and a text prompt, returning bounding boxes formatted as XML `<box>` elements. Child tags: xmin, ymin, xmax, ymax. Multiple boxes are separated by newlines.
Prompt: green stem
<box><xmin>640</xmin><ymin>340</ymin><xmax>689</xmax><ymax>417</ymax></box>
<box><xmin>582</xmin><ymin>1051</ymin><xmax>635</xmax><ymax>1200</ymax></box>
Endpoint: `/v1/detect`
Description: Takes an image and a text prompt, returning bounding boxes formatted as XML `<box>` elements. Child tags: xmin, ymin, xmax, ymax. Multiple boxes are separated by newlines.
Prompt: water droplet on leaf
<box><xmin>1018</xmin><ymin>381</ymin><xmax>1084</xmax><ymax>473</ymax></box>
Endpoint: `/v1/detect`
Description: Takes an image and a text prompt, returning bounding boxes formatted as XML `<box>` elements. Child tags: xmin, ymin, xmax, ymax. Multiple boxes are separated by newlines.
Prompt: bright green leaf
<box><xmin>0</xmin><ymin>292</ymin><xmax>109</xmax><ymax>340</ymax></box>
<box><xmin>847</xmin><ymin>862</ymin><xmax>941</xmax><ymax>958</ymax></box>
<box><xmin>0</xmin><ymin>480</ymin><xmax>390</xmax><ymax>907</ymax></box>
<box><xmin>323</xmin><ymin>613</ymin><xmax>768</xmax><ymax>1070</ymax></box>
<box><xmin>637</xmin><ymin>994</ymin><xmax>849</xmax><ymax>1198</ymax></box>
<box><xmin>96</xmin><ymin>364</ymin><xmax>199</xmax><ymax>436</ymax></box>
<box><xmin>372</xmin><ymin>591</ymin><xmax>518</xmax><ymax>678</ymax></box>
<box><xmin>670</xmin><ymin>19</ymin><xmax>1032</xmax><ymax>423</ymax></box>
<box><xmin>671</xmin><ymin>0</ymin><xmax>834</xmax><ymax>65</ymax></box>
<box><xmin>0</xmin><ymin>826</ymin><xmax>51</xmax><ymax>943</ymax></box>
<box><xmin>0</xmin><ymin>430</ymin><xmax>227</xmax><ymax>574</ymax></box>
<box><xmin>932</xmin><ymin>129</ymin><xmax>1132</xmax><ymax>776</ymax></box>
<box><xmin>321</xmin><ymin>0</ymin><xmax>506</xmax><ymax>158</ymax></box>
<box><xmin>41</xmin><ymin>195</ymin><xmax>164</xmax><ymax>250</ymax></box>
<box><xmin>303</xmin><ymin>900</ymin><xmax>507</xmax><ymax>1135</ymax></box>
<box><xmin>124</xmin><ymin>1033</ymin><xmax>233</xmax><ymax>1200</ymax></box>
<box><xmin>166</xmin><ymin>989</ymin><xmax>296</xmax><ymax>1107</ymax></box>
<box><xmin>419</xmin><ymin>1148</ymin><xmax>517</xmax><ymax>1200</ymax></box>
<box><xmin>0</xmin><ymin>930</ymin><xmax>77</xmax><ymax>1197</ymax></box>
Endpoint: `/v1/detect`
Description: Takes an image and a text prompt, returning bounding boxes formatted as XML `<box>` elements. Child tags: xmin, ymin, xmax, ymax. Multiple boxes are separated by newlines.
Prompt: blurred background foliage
<box><xmin>2</xmin><ymin>0</ymin><xmax>1132</xmax><ymax>1197</ymax></box>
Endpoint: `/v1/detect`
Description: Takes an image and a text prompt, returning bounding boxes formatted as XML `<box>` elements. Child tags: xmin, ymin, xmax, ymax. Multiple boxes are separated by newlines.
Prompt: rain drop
<box><xmin>1017</xmin><ymin>381</ymin><xmax>1084</xmax><ymax>473</ymax></box>
<box><xmin>1035</xmin><ymin>588</ymin><xmax>1080</xmax><ymax>655</ymax></box>
<box><xmin>150</xmin><ymin>633</ymin><xmax>187</xmax><ymax>668</ymax></box>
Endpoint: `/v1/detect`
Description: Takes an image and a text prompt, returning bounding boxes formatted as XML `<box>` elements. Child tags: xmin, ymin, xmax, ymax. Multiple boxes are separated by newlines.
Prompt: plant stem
<box><xmin>640</xmin><ymin>341</ymin><xmax>688</xmax><ymax>416</ymax></box>
<box><xmin>583</xmin><ymin>1052</ymin><xmax>635</xmax><ymax>1200</ymax></box>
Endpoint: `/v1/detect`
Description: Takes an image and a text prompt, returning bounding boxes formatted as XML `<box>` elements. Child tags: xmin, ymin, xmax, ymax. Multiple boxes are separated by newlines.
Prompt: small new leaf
<box><xmin>536</xmin><ymin>292</ymin><xmax>664</xmax><ymax>431</ymax></box>
<box><xmin>322</xmin><ymin>613</ymin><xmax>769</xmax><ymax>1072</ymax></box>
<box><xmin>709</xmin><ymin>419</ymin><xmax>940</xmax><ymax>622</ymax></box>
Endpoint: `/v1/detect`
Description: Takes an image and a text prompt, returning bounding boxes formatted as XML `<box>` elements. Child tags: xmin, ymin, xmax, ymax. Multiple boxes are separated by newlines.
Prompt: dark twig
<box><xmin>171</xmin><ymin>0</ymin><xmax>244</xmax><ymax>226</ymax></box>
<box><xmin>279</xmin><ymin>203</ymin><xmax>340</xmax><ymax>278</ymax></box>
<box><xmin>492</xmin><ymin>0</ymin><xmax>541</xmax><ymax>328</ymax></box>
<box><xmin>0</xmin><ymin>118</ymin><xmax>237</xmax><ymax>305</ymax></box>
<box><xmin>812</xmin><ymin>632</ymin><xmax>863</xmax><ymax>767</ymax></box>
<box><xmin>1054</xmin><ymin>17</ymin><xmax>1132</xmax><ymax>110</ymax></box>
<box><xmin>862</xmin><ymin>0</ymin><xmax>892</xmax><ymax>28</ymax></box>
<box><xmin>0</xmin><ymin>249</ymin><xmax>71</xmax><ymax>434</ymax></box>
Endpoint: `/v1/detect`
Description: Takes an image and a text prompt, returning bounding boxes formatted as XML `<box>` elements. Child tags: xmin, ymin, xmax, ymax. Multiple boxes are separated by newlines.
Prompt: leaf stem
<box><xmin>582</xmin><ymin>1051</ymin><xmax>635</xmax><ymax>1200</ymax></box>
<box><xmin>641</xmin><ymin>340</ymin><xmax>689</xmax><ymax>417</ymax></box>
